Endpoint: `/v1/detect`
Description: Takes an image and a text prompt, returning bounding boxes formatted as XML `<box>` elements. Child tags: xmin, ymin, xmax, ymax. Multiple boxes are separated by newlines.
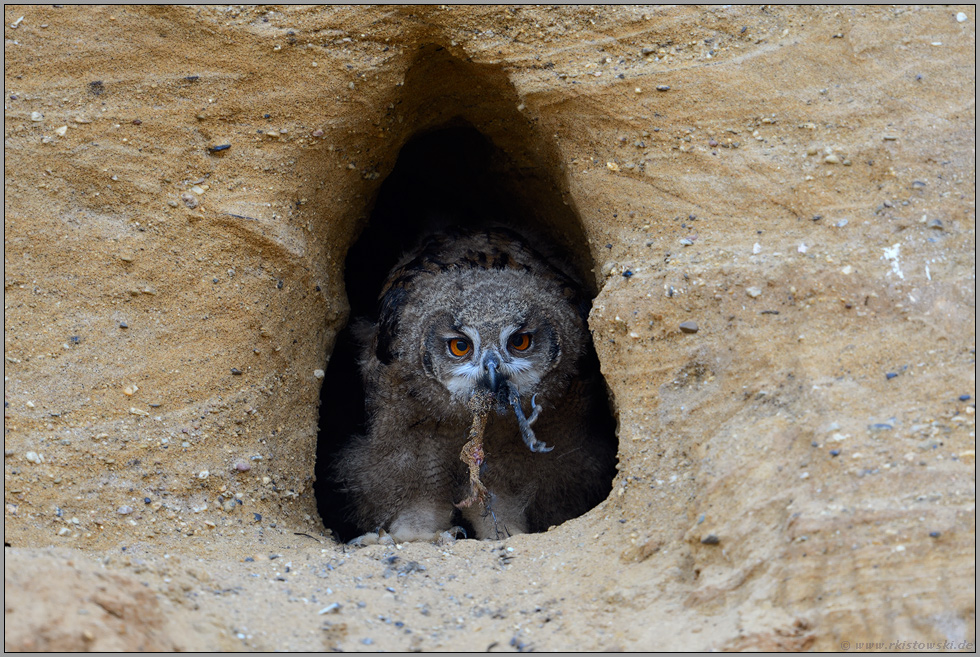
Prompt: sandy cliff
<box><xmin>4</xmin><ymin>5</ymin><xmax>975</xmax><ymax>651</ymax></box>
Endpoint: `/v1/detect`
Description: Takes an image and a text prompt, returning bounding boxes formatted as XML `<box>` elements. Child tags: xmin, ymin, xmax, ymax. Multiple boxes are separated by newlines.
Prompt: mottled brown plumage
<box><xmin>334</xmin><ymin>227</ymin><xmax>616</xmax><ymax>542</ymax></box>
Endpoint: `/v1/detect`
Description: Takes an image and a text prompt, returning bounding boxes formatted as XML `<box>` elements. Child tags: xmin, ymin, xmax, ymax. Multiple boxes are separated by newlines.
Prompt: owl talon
<box><xmin>438</xmin><ymin>526</ymin><xmax>468</xmax><ymax>545</ymax></box>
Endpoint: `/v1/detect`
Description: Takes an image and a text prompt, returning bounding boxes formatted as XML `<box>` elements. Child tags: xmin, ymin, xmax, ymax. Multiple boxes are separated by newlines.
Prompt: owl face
<box><xmin>419</xmin><ymin>293</ymin><xmax>561</xmax><ymax>403</ymax></box>
<box><xmin>372</xmin><ymin>228</ymin><xmax>588</xmax><ymax>418</ymax></box>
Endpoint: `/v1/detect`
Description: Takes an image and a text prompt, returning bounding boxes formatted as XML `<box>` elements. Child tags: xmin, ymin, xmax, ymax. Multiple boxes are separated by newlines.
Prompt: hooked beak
<box><xmin>481</xmin><ymin>351</ymin><xmax>503</xmax><ymax>393</ymax></box>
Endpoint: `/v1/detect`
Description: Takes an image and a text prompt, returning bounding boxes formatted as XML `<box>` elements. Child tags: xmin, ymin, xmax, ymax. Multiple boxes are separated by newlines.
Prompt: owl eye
<box><xmin>508</xmin><ymin>332</ymin><xmax>532</xmax><ymax>352</ymax></box>
<box><xmin>447</xmin><ymin>338</ymin><xmax>472</xmax><ymax>358</ymax></box>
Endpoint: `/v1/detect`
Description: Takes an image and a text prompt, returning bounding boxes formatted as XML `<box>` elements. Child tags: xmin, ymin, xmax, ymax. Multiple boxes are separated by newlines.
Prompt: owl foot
<box><xmin>348</xmin><ymin>531</ymin><xmax>395</xmax><ymax>547</ymax></box>
<box><xmin>437</xmin><ymin>526</ymin><xmax>468</xmax><ymax>545</ymax></box>
<box><xmin>507</xmin><ymin>386</ymin><xmax>552</xmax><ymax>453</ymax></box>
<box><xmin>350</xmin><ymin>526</ymin><xmax>464</xmax><ymax>546</ymax></box>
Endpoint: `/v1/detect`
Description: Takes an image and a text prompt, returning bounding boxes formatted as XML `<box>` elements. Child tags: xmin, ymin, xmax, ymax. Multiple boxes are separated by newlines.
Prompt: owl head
<box><xmin>371</xmin><ymin>229</ymin><xmax>588</xmax><ymax>426</ymax></box>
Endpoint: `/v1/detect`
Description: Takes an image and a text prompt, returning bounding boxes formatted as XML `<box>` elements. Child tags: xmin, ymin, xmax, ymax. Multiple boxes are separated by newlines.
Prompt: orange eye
<box><xmin>509</xmin><ymin>333</ymin><xmax>532</xmax><ymax>352</ymax></box>
<box><xmin>448</xmin><ymin>338</ymin><xmax>471</xmax><ymax>357</ymax></box>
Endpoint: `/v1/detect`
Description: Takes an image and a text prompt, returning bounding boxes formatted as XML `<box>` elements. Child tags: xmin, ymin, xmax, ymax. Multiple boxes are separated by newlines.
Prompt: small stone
<box><xmin>180</xmin><ymin>193</ymin><xmax>199</xmax><ymax>209</ymax></box>
<box><xmin>956</xmin><ymin>12</ymin><xmax>967</xmax><ymax>22</ymax></box>
<box><xmin>117</xmin><ymin>505</ymin><xmax>134</xmax><ymax>515</ymax></box>
<box><xmin>606</xmin><ymin>161</ymin><xmax>620</xmax><ymax>172</ymax></box>
<box><xmin>656</xmin><ymin>85</ymin><xmax>671</xmax><ymax>91</ymax></box>
<box><xmin>823</xmin><ymin>154</ymin><xmax>840</xmax><ymax>164</ymax></box>
<box><xmin>700</xmin><ymin>534</ymin><xmax>720</xmax><ymax>545</ymax></box>
<box><xmin>30</xmin><ymin>111</ymin><xmax>44</xmax><ymax>122</ymax></box>
<box><xmin>234</xmin><ymin>462</ymin><xmax>251</xmax><ymax>472</ymax></box>
<box><xmin>927</xmin><ymin>219</ymin><xmax>943</xmax><ymax>230</ymax></box>
<box><xmin>958</xmin><ymin>394</ymin><xmax>971</xmax><ymax>402</ymax></box>
<box><xmin>119</xmin><ymin>321</ymin><xmax>129</xmax><ymax>329</ymax></box>
<box><xmin>231</xmin><ymin>368</ymin><xmax>243</xmax><ymax>375</ymax></box>
<box><xmin>746</xmin><ymin>287</ymin><xmax>762</xmax><ymax>298</ymax></box>
<box><xmin>313</xmin><ymin>369</ymin><xmax>325</xmax><ymax>379</ymax></box>
<box><xmin>929</xmin><ymin>531</ymin><xmax>941</xmax><ymax>538</ymax></box>
<box><xmin>829</xmin><ymin>449</ymin><xmax>840</xmax><ymax>457</ymax></box>
<box><xmin>885</xmin><ymin>372</ymin><xmax>898</xmax><ymax>380</ymax></box>
<box><xmin>208</xmin><ymin>144</ymin><xmax>231</xmax><ymax>153</ymax></box>
<box><xmin>24</xmin><ymin>451</ymin><xmax>42</xmax><ymax>464</ymax></box>
<box><xmin>679</xmin><ymin>321</ymin><xmax>699</xmax><ymax>334</ymax></box>
<box><xmin>198</xmin><ymin>470</ymin><xmax>210</xmax><ymax>479</ymax></box>
<box><xmin>190</xmin><ymin>185</ymin><xmax>206</xmax><ymax>195</ymax></box>
<box><xmin>679</xmin><ymin>237</ymin><xmax>694</xmax><ymax>246</ymax></box>
<box><xmin>123</xmin><ymin>385</ymin><xmax>138</xmax><ymax>396</ymax></box>
<box><xmin>54</xmin><ymin>126</ymin><xmax>68</xmax><ymax>136</ymax></box>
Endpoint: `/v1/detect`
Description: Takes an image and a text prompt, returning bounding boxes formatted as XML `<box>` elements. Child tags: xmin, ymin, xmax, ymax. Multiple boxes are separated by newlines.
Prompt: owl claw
<box><xmin>507</xmin><ymin>385</ymin><xmax>552</xmax><ymax>453</ymax></box>
<box><xmin>439</xmin><ymin>525</ymin><xmax>468</xmax><ymax>544</ymax></box>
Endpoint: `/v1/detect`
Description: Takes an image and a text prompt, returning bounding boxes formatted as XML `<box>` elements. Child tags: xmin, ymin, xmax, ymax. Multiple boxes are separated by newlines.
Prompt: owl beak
<box><xmin>481</xmin><ymin>351</ymin><xmax>504</xmax><ymax>393</ymax></box>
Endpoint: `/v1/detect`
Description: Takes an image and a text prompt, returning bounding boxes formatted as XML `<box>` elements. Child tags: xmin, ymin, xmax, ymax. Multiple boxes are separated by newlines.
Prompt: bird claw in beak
<box><xmin>507</xmin><ymin>385</ymin><xmax>551</xmax><ymax>453</ymax></box>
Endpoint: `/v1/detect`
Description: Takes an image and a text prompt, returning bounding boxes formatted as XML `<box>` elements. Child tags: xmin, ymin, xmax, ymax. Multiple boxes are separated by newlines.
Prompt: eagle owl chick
<box><xmin>335</xmin><ymin>227</ymin><xmax>616</xmax><ymax>541</ymax></box>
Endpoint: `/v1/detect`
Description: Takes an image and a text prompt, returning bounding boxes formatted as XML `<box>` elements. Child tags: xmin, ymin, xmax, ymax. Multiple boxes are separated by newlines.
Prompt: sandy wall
<box><xmin>4</xmin><ymin>5</ymin><xmax>975</xmax><ymax>651</ymax></box>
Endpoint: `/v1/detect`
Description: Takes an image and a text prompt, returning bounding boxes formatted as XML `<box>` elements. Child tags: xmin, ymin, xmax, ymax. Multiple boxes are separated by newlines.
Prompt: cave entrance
<box><xmin>315</xmin><ymin>120</ymin><xmax>615</xmax><ymax>542</ymax></box>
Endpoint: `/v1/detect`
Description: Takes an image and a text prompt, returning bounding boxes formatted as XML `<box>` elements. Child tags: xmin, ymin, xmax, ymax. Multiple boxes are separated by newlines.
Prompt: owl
<box><xmin>334</xmin><ymin>227</ymin><xmax>616</xmax><ymax>542</ymax></box>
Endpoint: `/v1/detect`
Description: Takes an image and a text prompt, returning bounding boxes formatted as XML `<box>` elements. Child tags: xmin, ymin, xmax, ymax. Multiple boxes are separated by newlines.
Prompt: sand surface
<box><xmin>4</xmin><ymin>5</ymin><xmax>976</xmax><ymax>651</ymax></box>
